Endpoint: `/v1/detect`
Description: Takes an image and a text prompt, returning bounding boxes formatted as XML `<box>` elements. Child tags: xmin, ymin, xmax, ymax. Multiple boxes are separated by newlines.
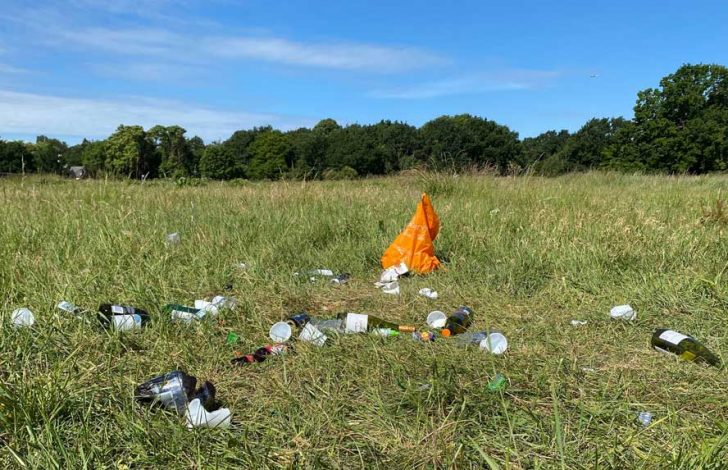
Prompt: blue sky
<box><xmin>1</xmin><ymin>0</ymin><xmax>727</xmax><ymax>144</ymax></box>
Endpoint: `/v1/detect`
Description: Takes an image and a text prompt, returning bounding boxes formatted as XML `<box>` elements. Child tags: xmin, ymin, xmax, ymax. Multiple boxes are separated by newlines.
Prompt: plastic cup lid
<box><xmin>269</xmin><ymin>321</ymin><xmax>292</xmax><ymax>342</ymax></box>
<box><xmin>480</xmin><ymin>332</ymin><xmax>508</xmax><ymax>355</ymax></box>
<box><xmin>426</xmin><ymin>310</ymin><xmax>447</xmax><ymax>328</ymax></box>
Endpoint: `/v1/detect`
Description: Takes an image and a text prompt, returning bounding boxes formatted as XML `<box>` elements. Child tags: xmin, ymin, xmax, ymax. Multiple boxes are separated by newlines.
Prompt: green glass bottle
<box><xmin>650</xmin><ymin>329</ymin><xmax>720</xmax><ymax>367</ymax></box>
<box><xmin>336</xmin><ymin>312</ymin><xmax>415</xmax><ymax>333</ymax></box>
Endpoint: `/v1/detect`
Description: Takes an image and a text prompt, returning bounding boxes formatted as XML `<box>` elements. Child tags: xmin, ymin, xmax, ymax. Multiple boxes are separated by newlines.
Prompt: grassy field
<box><xmin>1</xmin><ymin>172</ymin><xmax>727</xmax><ymax>469</ymax></box>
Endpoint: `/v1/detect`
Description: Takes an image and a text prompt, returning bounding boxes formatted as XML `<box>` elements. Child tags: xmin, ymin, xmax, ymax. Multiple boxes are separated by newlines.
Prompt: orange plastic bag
<box><xmin>381</xmin><ymin>193</ymin><xmax>440</xmax><ymax>274</ymax></box>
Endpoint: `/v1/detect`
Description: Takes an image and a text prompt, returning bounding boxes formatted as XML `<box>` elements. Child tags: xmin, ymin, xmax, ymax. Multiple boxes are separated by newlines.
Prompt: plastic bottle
<box><xmin>164</xmin><ymin>304</ymin><xmax>204</xmax><ymax>323</ymax></box>
<box><xmin>98</xmin><ymin>304</ymin><xmax>150</xmax><ymax>330</ymax></box>
<box><xmin>441</xmin><ymin>306</ymin><xmax>474</xmax><ymax>337</ymax></box>
<box><xmin>651</xmin><ymin>329</ymin><xmax>720</xmax><ymax>366</ymax></box>
<box><xmin>135</xmin><ymin>370</ymin><xmax>216</xmax><ymax>415</ymax></box>
<box><xmin>309</xmin><ymin>318</ymin><xmax>344</xmax><ymax>332</ymax></box>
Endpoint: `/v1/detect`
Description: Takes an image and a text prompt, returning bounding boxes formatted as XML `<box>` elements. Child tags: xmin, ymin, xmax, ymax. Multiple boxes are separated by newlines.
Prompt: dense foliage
<box><xmin>2</xmin><ymin>64</ymin><xmax>727</xmax><ymax>179</ymax></box>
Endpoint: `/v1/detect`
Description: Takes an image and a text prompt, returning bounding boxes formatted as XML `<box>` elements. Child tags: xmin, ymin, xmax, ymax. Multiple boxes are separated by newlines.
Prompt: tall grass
<box><xmin>1</xmin><ymin>172</ymin><xmax>727</xmax><ymax>468</ymax></box>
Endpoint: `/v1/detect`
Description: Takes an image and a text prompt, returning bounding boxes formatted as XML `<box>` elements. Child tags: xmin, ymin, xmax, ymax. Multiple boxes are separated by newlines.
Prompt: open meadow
<box><xmin>1</xmin><ymin>172</ymin><xmax>727</xmax><ymax>468</ymax></box>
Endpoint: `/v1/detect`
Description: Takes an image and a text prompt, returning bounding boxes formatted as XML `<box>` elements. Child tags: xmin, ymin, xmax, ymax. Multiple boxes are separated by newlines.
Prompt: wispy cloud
<box><xmin>90</xmin><ymin>62</ymin><xmax>199</xmax><ymax>82</ymax></box>
<box><xmin>203</xmin><ymin>37</ymin><xmax>445</xmax><ymax>72</ymax></box>
<box><xmin>371</xmin><ymin>69</ymin><xmax>562</xmax><ymax>99</ymax></box>
<box><xmin>36</xmin><ymin>23</ymin><xmax>444</xmax><ymax>73</ymax></box>
<box><xmin>0</xmin><ymin>63</ymin><xmax>28</xmax><ymax>74</ymax></box>
<box><xmin>0</xmin><ymin>90</ymin><xmax>313</xmax><ymax>141</ymax></box>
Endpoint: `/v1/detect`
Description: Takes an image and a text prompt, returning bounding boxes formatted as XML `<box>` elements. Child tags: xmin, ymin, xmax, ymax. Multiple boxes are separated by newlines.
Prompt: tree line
<box><xmin>1</xmin><ymin>63</ymin><xmax>727</xmax><ymax>179</ymax></box>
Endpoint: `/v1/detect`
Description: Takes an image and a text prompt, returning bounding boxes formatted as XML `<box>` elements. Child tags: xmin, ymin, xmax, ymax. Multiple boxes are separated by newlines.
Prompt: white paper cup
<box><xmin>426</xmin><ymin>310</ymin><xmax>447</xmax><ymax>328</ymax></box>
<box><xmin>479</xmin><ymin>332</ymin><xmax>508</xmax><ymax>355</ymax></box>
<box><xmin>269</xmin><ymin>321</ymin><xmax>292</xmax><ymax>342</ymax></box>
<box><xmin>11</xmin><ymin>308</ymin><xmax>35</xmax><ymax>328</ymax></box>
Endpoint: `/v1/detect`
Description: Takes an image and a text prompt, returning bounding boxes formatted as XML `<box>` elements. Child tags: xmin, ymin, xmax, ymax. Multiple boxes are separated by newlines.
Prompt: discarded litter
<box><xmin>98</xmin><ymin>304</ymin><xmax>149</xmax><ymax>330</ymax></box>
<box><xmin>295</xmin><ymin>269</ymin><xmax>335</xmax><ymax>282</ymax></box>
<box><xmin>231</xmin><ymin>343</ymin><xmax>289</xmax><ymax>365</ymax></box>
<box><xmin>298</xmin><ymin>322</ymin><xmax>328</xmax><ymax>346</ymax></box>
<box><xmin>426</xmin><ymin>310</ymin><xmax>447</xmax><ymax>328</ymax></box>
<box><xmin>418</xmin><ymin>288</ymin><xmax>438</xmax><ymax>300</ymax></box>
<box><xmin>376</xmin><ymin>261</ymin><xmax>408</xmax><ymax>285</ymax></box>
<box><xmin>11</xmin><ymin>308</ymin><xmax>35</xmax><ymax>328</ymax></box>
<box><xmin>570</xmin><ymin>320</ymin><xmax>588</xmax><ymax>326</ymax></box>
<box><xmin>487</xmin><ymin>373</ymin><xmax>508</xmax><ymax>392</ymax></box>
<box><xmin>185</xmin><ymin>398</ymin><xmax>231</xmax><ymax>429</ymax></box>
<box><xmin>235</xmin><ymin>262</ymin><xmax>247</xmax><ymax>270</ymax></box>
<box><xmin>610</xmin><ymin>304</ymin><xmax>636</xmax><ymax>321</ymax></box>
<box><xmin>454</xmin><ymin>329</ymin><xmax>508</xmax><ymax>354</ymax></box>
<box><xmin>479</xmin><ymin>331</ymin><xmax>508</xmax><ymax>355</ymax></box>
<box><xmin>225</xmin><ymin>332</ymin><xmax>240</xmax><ymax>345</ymax></box>
<box><xmin>57</xmin><ymin>301</ymin><xmax>82</xmax><ymax>317</ymax></box>
<box><xmin>338</xmin><ymin>312</ymin><xmax>416</xmax><ymax>334</ymax></box>
<box><xmin>211</xmin><ymin>295</ymin><xmax>236</xmax><ymax>310</ymax></box>
<box><xmin>194</xmin><ymin>300</ymin><xmax>219</xmax><ymax>317</ymax></box>
<box><xmin>330</xmin><ymin>273</ymin><xmax>351</xmax><ymax>285</ymax></box>
<box><xmin>269</xmin><ymin>312</ymin><xmax>311</xmax><ymax>342</ymax></box>
<box><xmin>381</xmin><ymin>193</ymin><xmax>441</xmax><ymax>274</ymax></box>
<box><xmin>381</xmin><ymin>281</ymin><xmax>400</xmax><ymax>295</ymax></box>
<box><xmin>412</xmin><ymin>331</ymin><xmax>436</xmax><ymax>342</ymax></box>
<box><xmin>166</xmin><ymin>232</ymin><xmax>181</xmax><ymax>245</ymax></box>
<box><xmin>136</xmin><ymin>370</ymin><xmax>216</xmax><ymax>415</ymax></box>
<box><xmin>651</xmin><ymin>328</ymin><xmax>720</xmax><ymax>366</ymax></box>
<box><xmin>440</xmin><ymin>306</ymin><xmax>474</xmax><ymax>337</ymax></box>
<box><xmin>637</xmin><ymin>411</ymin><xmax>653</xmax><ymax>427</ymax></box>
<box><xmin>166</xmin><ymin>304</ymin><xmax>206</xmax><ymax>323</ymax></box>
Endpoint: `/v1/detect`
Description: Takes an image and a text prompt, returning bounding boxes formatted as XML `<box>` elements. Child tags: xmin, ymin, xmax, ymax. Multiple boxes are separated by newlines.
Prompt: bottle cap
<box><xmin>441</xmin><ymin>328</ymin><xmax>452</xmax><ymax>337</ymax></box>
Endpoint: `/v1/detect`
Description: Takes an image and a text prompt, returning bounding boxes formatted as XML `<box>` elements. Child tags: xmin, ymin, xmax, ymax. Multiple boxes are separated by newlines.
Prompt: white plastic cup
<box><xmin>11</xmin><ymin>308</ymin><xmax>35</xmax><ymax>328</ymax></box>
<box><xmin>166</xmin><ymin>232</ymin><xmax>181</xmax><ymax>245</ymax></box>
<box><xmin>426</xmin><ymin>311</ymin><xmax>447</xmax><ymax>329</ymax></box>
<box><xmin>298</xmin><ymin>323</ymin><xmax>327</xmax><ymax>346</ymax></box>
<box><xmin>479</xmin><ymin>331</ymin><xmax>508</xmax><ymax>355</ymax></box>
<box><xmin>610</xmin><ymin>304</ymin><xmax>636</xmax><ymax>321</ymax></box>
<box><xmin>269</xmin><ymin>321</ymin><xmax>292</xmax><ymax>342</ymax></box>
<box><xmin>185</xmin><ymin>398</ymin><xmax>232</xmax><ymax>429</ymax></box>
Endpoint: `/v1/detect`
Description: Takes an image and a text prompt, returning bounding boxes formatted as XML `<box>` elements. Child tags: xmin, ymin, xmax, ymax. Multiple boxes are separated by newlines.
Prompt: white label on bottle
<box><xmin>113</xmin><ymin>314</ymin><xmax>141</xmax><ymax>330</ymax></box>
<box><xmin>111</xmin><ymin>305</ymin><xmax>124</xmax><ymax>314</ymax></box>
<box><xmin>171</xmin><ymin>310</ymin><xmax>195</xmax><ymax>323</ymax></box>
<box><xmin>345</xmin><ymin>313</ymin><xmax>368</xmax><ymax>333</ymax></box>
<box><xmin>659</xmin><ymin>330</ymin><xmax>689</xmax><ymax>345</ymax></box>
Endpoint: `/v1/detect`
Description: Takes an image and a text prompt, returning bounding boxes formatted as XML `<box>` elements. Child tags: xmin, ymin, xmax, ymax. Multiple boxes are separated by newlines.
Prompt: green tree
<box><xmin>608</xmin><ymin>64</ymin><xmax>728</xmax><ymax>173</ymax></box>
<box><xmin>32</xmin><ymin>136</ymin><xmax>68</xmax><ymax>173</ymax></box>
<box><xmin>149</xmin><ymin>125</ymin><xmax>194</xmax><ymax>177</ymax></box>
<box><xmin>419</xmin><ymin>114</ymin><xmax>520</xmax><ymax>173</ymax></box>
<box><xmin>0</xmin><ymin>139</ymin><xmax>33</xmax><ymax>173</ymax></box>
<box><xmin>199</xmin><ymin>144</ymin><xmax>238</xmax><ymax>180</ymax></box>
<box><xmin>521</xmin><ymin>130</ymin><xmax>570</xmax><ymax>168</ymax></box>
<box><xmin>80</xmin><ymin>141</ymin><xmax>108</xmax><ymax>176</ymax></box>
<box><xmin>247</xmin><ymin>131</ymin><xmax>293</xmax><ymax>180</ymax></box>
<box><xmin>223</xmin><ymin>126</ymin><xmax>272</xmax><ymax>178</ymax></box>
<box><xmin>187</xmin><ymin>136</ymin><xmax>206</xmax><ymax>176</ymax></box>
<box><xmin>105</xmin><ymin>126</ymin><xmax>158</xmax><ymax>178</ymax></box>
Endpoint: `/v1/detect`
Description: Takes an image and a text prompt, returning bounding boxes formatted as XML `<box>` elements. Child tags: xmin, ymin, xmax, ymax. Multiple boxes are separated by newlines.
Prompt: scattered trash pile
<box><xmin>6</xmin><ymin>193</ymin><xmax>724</xmax><ymax>432</ymax></box>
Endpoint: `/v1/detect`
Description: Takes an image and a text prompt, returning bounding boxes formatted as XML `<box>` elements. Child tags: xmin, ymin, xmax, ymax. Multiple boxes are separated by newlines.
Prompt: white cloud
<box><xmin>0</xmin><ymin>90</ymin><xmax>313</xmax><ymax>140</ymax></box>
<box><xmin>41</xmin><ymin>24</ymin><xmax>444</xmax><ymax>73</ymax></box>
<box><xmin>90</xmin><ymin>62</ymin><xmax>199</xmax><ymax>81</ymax></box>
<box><xmin>371</xmin><ymin>69</ymin><xmax>563</xmax><ymax>99</ymax></box>
<box><xmin>0</xmin><ymin>63</ymin><xmax>28</xmax><ymax>74</ymax></box>
<box><xmin>203</xmin><ymin>37</ymin><xmax>445</xmax><ymax>72</ymax></box>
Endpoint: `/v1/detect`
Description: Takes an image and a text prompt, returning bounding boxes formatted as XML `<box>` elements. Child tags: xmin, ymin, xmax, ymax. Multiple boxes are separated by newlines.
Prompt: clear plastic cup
<box><xmin>269</xmin><ymin>321</ymin><xmax>292</xmax><ymax>342</ymax></box>
<box><xmin>426</xmin><ymin>310</ymin><xmax>447</xmax><ymax>328</ymax></box>
<box><xmin>479</xmin><ymin>331</ymin><xmax>508</xmax><ymax>355</ymax></box>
